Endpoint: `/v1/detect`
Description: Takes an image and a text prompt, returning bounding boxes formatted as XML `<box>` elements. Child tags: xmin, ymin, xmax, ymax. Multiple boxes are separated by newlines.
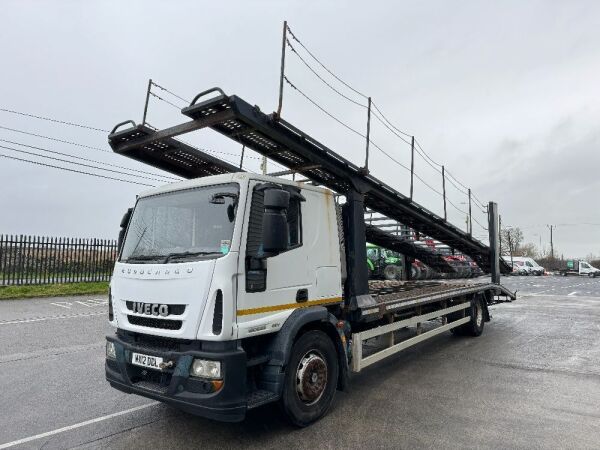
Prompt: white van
<box><xmin>502</xmin><ymin>257</ymin><xmax>545</xmax><ymax>276</ymax></box>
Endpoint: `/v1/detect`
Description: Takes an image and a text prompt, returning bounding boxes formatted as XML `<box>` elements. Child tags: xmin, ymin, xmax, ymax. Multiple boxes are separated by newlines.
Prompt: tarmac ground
<box><xmin>0</xmin><ymin>275</ymin><xmax>599</xmax><ymax>449</ymax></box>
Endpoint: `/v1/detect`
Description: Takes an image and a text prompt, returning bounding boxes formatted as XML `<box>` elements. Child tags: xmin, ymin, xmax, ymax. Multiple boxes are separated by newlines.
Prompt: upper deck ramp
<box><xmin>108</xmin><ymin>88</ymin><xmax>510</xmax><ymax>274</ymax></box>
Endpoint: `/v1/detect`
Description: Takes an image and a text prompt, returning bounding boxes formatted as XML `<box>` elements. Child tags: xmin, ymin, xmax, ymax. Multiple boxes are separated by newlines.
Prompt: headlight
<box><xmin>190</xmin><ymin>359</ymin><xmax>222</xmax><ymax>379</ymax></box>
<box><xmin>106</xmin><ymin>341</ymin><xmax>116</xmax><ymax>359</ymax></box>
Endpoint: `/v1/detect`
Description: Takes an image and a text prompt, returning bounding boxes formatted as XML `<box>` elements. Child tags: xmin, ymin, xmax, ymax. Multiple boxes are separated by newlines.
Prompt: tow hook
<box><xmin>159</xmin><ymin>360</ymin><xmax>175</xmax><ymax>370</ymax></box>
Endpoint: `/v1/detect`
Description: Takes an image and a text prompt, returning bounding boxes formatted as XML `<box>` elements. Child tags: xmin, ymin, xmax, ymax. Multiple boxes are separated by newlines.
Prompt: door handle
<box><xmin>296</xmin><ymin>289</ymin><xmax>308</xmax><ymax>303</ymax></box>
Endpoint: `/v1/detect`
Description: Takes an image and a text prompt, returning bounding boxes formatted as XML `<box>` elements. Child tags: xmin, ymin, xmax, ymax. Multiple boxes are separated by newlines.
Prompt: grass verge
<box><xmin>0</xmin><ymin>281</ymin><xmax>109</xmax><ymax>300</ymax></box>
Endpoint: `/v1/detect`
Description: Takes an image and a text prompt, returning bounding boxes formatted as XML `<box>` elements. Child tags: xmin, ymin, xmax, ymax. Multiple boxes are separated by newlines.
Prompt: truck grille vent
<box><xmin>212</xmin><ymin>290</ymin><xmax>223</xmax><ymax>335</ymax></box>
<box><xmin>127</xmin><ymin>315</ymin><xmax>182</xmax><ymax>330</ymax></box>
<box><xmin>130</xmin><ymin>334</ymin><xmax>190</xmax><ymax>352</ymax></box>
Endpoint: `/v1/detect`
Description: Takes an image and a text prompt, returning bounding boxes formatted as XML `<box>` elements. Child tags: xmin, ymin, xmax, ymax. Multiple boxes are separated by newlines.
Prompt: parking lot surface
<box><xmin>1</xmin><ymin>276</ymin><xmax>599</xmax><ymax>449</ymax></box>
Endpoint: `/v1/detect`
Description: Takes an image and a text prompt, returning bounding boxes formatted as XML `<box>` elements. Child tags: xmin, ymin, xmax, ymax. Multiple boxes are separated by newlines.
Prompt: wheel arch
<box><xmin>262</xmin><ymin>307</ymin><xmax>349</xmax><ymax>394</ymax></box>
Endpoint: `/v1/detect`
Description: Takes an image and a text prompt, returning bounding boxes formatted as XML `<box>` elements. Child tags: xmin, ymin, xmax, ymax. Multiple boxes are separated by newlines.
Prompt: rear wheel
<box><xmin>279</xmin><ymin>330</ymin><xmax>339</xmax><ymax>427</ymax></box>
<box><xmin>451</xmin><ymin>295</ymin><xmax>485</xmax><ymax>337</ymax></box>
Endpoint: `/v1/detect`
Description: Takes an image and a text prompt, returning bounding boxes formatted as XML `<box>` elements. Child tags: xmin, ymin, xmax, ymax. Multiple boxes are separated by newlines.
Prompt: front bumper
<box><xmin>105</xmin><ymin>331</ymin><xmax>247</xmax><ymax>422</ymax></box>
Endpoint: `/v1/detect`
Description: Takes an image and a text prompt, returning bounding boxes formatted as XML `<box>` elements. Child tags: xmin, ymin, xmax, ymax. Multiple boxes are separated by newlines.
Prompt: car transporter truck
<box><xmin>104</xmin><ymin>87</ymin><xmax>515</xmax><ymax>426</ymax></box>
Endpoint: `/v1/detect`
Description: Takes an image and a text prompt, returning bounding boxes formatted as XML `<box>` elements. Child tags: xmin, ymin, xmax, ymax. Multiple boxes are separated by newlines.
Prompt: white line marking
<box><xmin>0</xmin><ymin>402</ymin><xmax>159</xmax><ymax>449</ymax></box>
<box><xmin>568</xmin><ymin>291</ymin><xmax>577</xmax><ymax>296</ymax></box>
<box><xmin>50</xmin><ymin>302</ymin><xmax>72</xmax><ymax>309</ymax></box>
<box><xmin>0</xmin><ymin>312</ymin><xmax>104</xmax><ymax>326</ymax></box>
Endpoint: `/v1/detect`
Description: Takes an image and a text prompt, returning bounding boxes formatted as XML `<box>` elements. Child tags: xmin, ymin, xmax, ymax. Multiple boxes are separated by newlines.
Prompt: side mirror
<box><xmin>117</xmin><ymin>208</ymin><xmax>133</xmax><ymax>253</ymax></box>
<box><xmin>262</xmin><ymin>188</ymin><xmax>290</xmax><ymax>254</ymax></box>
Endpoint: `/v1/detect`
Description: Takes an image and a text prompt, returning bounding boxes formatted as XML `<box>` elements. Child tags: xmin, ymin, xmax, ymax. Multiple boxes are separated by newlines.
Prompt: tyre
<box><xmin>451</xmin><ymin>295</ymin><xmax>485</xmax><ymax>337</ymax></box>
<box><xmin>279</xmin><ymin>330</ymin><xmax>339</xmax><ymax>427</ymax></box>
<box><xmin>464</xmin><ymin>295</ymin><xmax>485</xmax><ymax>336</ymax></box>
<box><xmin>383</xmin><ymin>264</ymin><xmax>401</xmax><ymax>280</ymax></box>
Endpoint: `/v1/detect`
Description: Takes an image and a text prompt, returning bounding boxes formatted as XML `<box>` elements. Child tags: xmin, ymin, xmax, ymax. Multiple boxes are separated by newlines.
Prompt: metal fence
<box><xmin>0</xmin><ymin>234</ymin><xmax>117</xmax><ymax>286</ymax></box>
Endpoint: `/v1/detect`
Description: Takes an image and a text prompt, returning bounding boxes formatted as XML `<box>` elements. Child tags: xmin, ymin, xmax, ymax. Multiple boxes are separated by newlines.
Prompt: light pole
<box><xmin>505</xmin><ymin>226</ymin><xmax>514</xmax><ymax>267</ymax></box>
<box><xmin>459</xmin><ymin>201</ymin><xmax>471</xmax><ymax>234</ymax></box>
<box><xmin>547</xmin><ymin>225</ymin><xmax>554</xmax><ymax>260</ymax></box>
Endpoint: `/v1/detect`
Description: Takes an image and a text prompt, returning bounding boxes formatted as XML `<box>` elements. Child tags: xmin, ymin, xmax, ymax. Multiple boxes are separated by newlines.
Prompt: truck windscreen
<box><xmin>120</xmin><ymin>183</ymin><xmax>239</xmax><ymax>263</ymax></box>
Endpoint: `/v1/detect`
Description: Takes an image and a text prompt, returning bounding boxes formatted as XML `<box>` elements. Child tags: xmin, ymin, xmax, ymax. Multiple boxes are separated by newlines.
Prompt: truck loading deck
<box><xmin>105</xmin><ymin>87</ymin><xmax>515</xmax><ymax>426</ymax></box>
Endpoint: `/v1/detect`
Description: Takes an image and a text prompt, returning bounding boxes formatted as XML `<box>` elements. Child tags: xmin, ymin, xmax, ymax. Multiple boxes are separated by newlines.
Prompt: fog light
<box><xmin>106</xmin><ymin>341</ymin><xmax>116</xmax><ymax>359</ymax></box>
<box><xmin>190</xmin><ymin>359</ymin><xmax>221</xmax><ymax>379</ymax></box>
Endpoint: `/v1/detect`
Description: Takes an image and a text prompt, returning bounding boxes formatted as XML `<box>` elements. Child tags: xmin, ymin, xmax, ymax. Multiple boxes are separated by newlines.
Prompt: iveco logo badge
<box><xmin>133</xmin><ymin>302</ymin><xmax>169</xmax><ymax>317</ymax></box>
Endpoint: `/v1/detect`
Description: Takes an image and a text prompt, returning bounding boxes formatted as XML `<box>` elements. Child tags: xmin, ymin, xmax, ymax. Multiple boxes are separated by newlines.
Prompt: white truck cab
<box><xmin>106</xmin><ymin>173</ymin><xmax>344</xmax><ymax>423</ymax></box>
<box><xmin>109</xmin><ymin>173</ymin><xmax>342</xmax><ymax>342</ymax></box>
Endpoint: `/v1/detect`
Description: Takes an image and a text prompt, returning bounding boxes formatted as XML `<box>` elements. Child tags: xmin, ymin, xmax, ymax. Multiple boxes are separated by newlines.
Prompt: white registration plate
<box><xmin>131</xmin><ymin>352</ymin><xmax>163</xmax><ymax>370</ymax></box>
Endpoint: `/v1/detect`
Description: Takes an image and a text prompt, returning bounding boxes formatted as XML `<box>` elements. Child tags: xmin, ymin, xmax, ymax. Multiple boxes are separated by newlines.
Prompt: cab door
<box><xmin>235</xmin><ymin>181</ymin><xmax>311</xmax><ymax>335</ymax></box>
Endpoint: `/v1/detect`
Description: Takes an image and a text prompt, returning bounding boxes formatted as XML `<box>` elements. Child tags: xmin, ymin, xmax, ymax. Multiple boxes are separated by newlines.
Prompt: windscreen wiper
<box><xmin>123</xmin><ymin>254</ymin><xmax>165</xmax><ymax>263</ymax></box>
<box><xmin>163</xmin><ymin>251</ymin><xmax>221</xmax><ymax>263</ymax></box>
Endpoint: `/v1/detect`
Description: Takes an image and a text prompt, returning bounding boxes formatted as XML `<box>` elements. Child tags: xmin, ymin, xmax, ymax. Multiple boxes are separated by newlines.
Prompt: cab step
<box><xmin>247</xmin><ymin>389</ymin><xmax>278</xmax><ymax>409</ymax></box>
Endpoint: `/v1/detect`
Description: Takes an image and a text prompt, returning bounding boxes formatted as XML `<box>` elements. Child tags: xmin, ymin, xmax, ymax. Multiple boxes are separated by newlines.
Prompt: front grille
<box><xmin>125</xmin><ymin>301</ymin><xmax>186</xmax><ymax>316</ymax></box>
<box><xmin>127</xmin><ymin>315</ymin><xmax>182</xmax><ymax>330</ymax></box>
<box><xmin>129</xmin><ymin>333</ymin><xmax>190</xmax><ymax>352</ymax></box>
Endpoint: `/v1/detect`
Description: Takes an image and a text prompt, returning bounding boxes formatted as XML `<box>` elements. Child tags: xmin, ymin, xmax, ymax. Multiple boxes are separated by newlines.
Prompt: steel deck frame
<box><xmin>108</xmin><ymin>89</ymin><xmax>510</xmax><ymax>274</ymax></box>
<box><xmin>359</xmin><ymin>281</ymin><xmax>515</xmax><ymax>320</ymax></box>
<box><xmin>351</xmin><ymin>303</ymin><xmax>471</xmax><ymax>372</ymax></box>
<box><xmin>365</xmin><ymin>224</ymin><xmax>454</xmax><ymax>273</ymax></box>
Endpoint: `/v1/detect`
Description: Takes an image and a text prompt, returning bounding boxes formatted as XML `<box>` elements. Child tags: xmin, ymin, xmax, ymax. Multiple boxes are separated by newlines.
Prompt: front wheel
<box><xmin>279</xmin><ymin>330</ymin><xmax>339</xmax><ymax>427</ymax></box>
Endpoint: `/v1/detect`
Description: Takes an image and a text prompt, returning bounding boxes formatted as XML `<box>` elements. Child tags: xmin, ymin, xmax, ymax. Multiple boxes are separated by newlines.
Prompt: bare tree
<box><xmin>517</xmin><ymin>242</ymin><xmax>538</xmax><ymax>258</ymax></box>
<box><xmin>500</xmin><ymin>226</ymin><xmax>523</xmax><ymax>260</ymax></box>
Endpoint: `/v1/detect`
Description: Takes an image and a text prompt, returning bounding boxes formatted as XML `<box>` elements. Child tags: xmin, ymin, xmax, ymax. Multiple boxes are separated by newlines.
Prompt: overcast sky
<box><xmin>1</xmin><ymin>0</ymin><xmax>599</xmax><ymax>258</ymax></box>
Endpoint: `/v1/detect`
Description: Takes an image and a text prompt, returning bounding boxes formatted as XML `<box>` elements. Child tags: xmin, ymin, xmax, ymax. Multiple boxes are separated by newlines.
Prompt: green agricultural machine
<box><xmin>366</xmin><ymin>243</ymin><xmax>405</xmax><ymax>280</ymax></box>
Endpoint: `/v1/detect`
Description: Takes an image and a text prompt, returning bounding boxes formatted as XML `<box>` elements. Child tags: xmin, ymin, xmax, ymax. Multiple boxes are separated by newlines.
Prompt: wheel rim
<box><xmin>296</xmin><ymin>350</ymin><xmax>328</xmax><ymax>405</ymax></box>
<box><xmin>475</xmin><ymin>302</ymin><xmax>483</xmax><ymax>328</ymax></box>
